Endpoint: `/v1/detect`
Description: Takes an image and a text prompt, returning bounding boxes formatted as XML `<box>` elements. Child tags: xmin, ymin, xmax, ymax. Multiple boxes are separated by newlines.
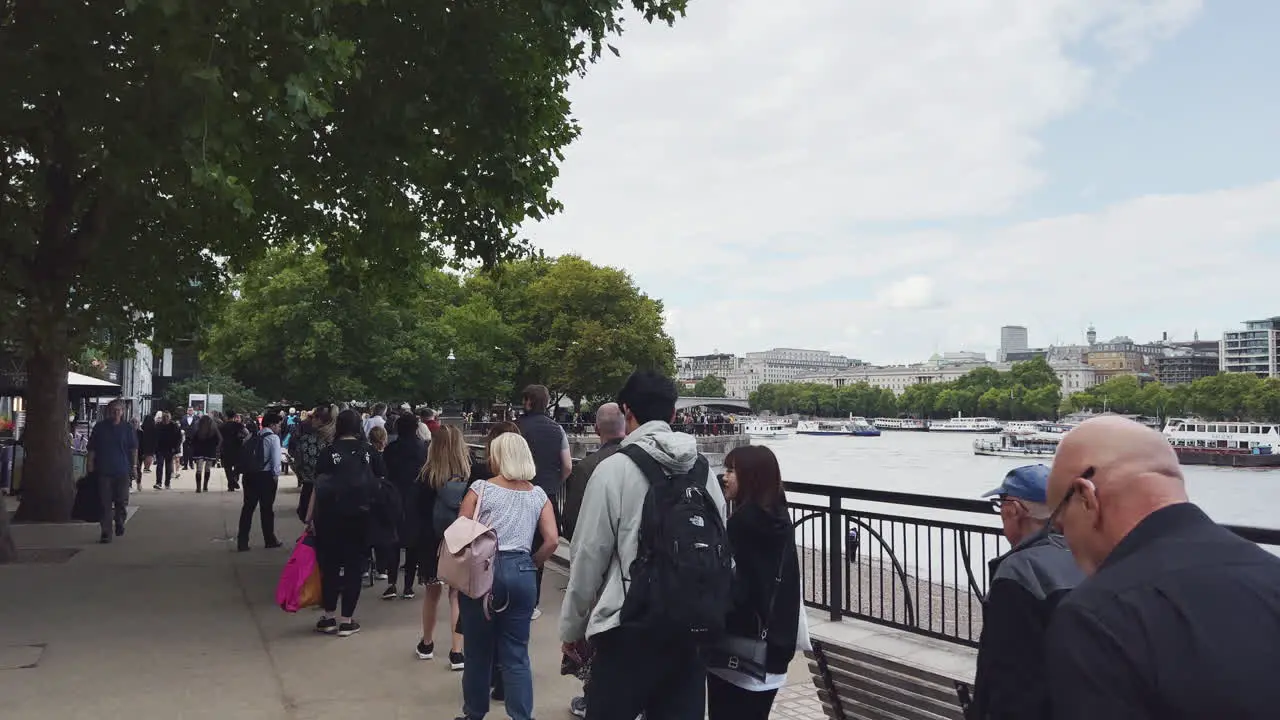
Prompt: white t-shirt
<box><xmin>362</xmin><ymin>415</ymin><xmax>386</xmax><ymax>436</ymax></box>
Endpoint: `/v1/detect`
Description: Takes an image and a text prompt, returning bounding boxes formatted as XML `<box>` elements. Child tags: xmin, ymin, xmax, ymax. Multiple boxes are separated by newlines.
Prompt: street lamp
<box><xmin>447</xmin><ymin>349</ymin><xmax>456</xmax><ymax>362</ymax></box>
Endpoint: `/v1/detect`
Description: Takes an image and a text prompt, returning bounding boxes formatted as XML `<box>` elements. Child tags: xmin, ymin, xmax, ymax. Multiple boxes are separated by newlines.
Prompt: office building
<box><xmin>1221</xmin><ymin>318</ymin><xmax>1280</xmax><ymax>378</ymax></box>
<box><xmin>676</xmin><ymin>353</ymin><xmax>741</xmax><ymax>382</ymax></box>
<box><xmin>999</xmin><ymin>326</ymin><xmax>1028</xmax><ymax>362</ymax></box>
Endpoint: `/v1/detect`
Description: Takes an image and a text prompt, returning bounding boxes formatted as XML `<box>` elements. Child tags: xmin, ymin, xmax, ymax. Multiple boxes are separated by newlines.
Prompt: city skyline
<box><xmin>522</xmin><ymin>2</ymin><xmax>1280</xmax><ymax>365</ymax></box>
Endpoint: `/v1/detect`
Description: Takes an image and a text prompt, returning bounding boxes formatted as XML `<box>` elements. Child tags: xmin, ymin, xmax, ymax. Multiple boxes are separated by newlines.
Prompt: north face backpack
<box><xmin>618</xmin><ymin>444</ymin><xmax>733</xmax><ymax>641</ymax></box>
<box><xmin>242</xmin><ymin>429</ymin><xmax>271</xmax><ymax>471</ymax></box>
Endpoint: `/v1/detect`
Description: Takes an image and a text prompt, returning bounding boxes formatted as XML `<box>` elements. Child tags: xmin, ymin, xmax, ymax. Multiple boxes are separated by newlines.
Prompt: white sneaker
<box><xmin>531</xmin><ymin>607</ymin><xmax>542</xmax><ymax>620</ymax></box>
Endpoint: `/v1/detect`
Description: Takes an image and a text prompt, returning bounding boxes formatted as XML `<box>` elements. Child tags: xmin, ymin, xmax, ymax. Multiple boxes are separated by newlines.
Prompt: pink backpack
<box><xmin>276</xmin><ymin>534</ymin><xmax>317</xmax><ymax>613</ymax></box>
<box><xmin>438</xmin><ymin>482</ymin><xmax>498</xmax><ymax>600</ymax></box>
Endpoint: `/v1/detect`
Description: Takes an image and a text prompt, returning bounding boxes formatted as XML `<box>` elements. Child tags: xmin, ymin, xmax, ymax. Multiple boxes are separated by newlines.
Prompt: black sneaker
<box><xmin>264</xmin><ymin>540</ymin><xmax>283</xmax><ymax>549</ymax></box>
<box><xmin>236</xmin><ymin>543</ymin><xmax>250</xmax><ymax>552</ymax></box>
<box><xmin>316</xmin><ymin>617</ymin><xmax>338</xmax><ymax>634</ymax></box>
<box><xmin>415</xmin><ymin>640</ymin><xmax>434</xmax><ymax>660</ymax></box>
<box><xmin>337</xmin><ymin>622</ymin><xmax>361</xmax><ymax>637</ymax></box>
<box><xmin>449</xmin><ymin>651</ymin><xmax>465</xmax><ymax>671</ymax></box>
<box><xmin>380</xmin><ymin>585</ymin><xmax>398</xmax><ymax>600</ymax></box>
<box><xmin>401</xmin><ymin>588</ymin><xmax>416</xmax><ymax>600</ymax></box>
<box><xmin>115</xmin><ymin>523</ymin><xmax>125</xmax><ymax>537</ymax></box>
<box><xmin>99</xmin><ymin>533</ymin><xmax>111</xmax><ymax>544</ymax></box>
<box><xmin>153</xmin><ymin>484</ymin><xmax>162</xmax><ymax>490</ymax></box>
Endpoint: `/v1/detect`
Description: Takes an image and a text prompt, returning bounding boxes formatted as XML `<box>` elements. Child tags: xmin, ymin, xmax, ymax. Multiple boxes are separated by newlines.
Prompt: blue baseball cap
<box><xmin>982</xmin><ymin>464</ymin><xmax>1050</xmax><ymax>503</ymax></box>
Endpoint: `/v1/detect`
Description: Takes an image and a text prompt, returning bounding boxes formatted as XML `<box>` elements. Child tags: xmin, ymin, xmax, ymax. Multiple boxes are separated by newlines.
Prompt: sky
<box><xmin>523</xmin><ymin>0</ymin><xmax>1280</xmax><ymax>365</ymax></box>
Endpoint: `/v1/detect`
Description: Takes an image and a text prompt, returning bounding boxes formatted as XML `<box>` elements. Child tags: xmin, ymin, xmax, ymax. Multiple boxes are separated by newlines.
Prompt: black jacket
<box><xmin>518</xmin><ymin>412</ymin><xmax>566</xmax><ymax>496</ymax></box>
<box><xmin>725</xmin><ymin>503</ymin><xmax>801</xmax><ymax>675</ymax></box>
<box><xmin>383</xmin><ymin>436</ymin><xmax>428</xmax><ymax>545</ymax></box>
<box><xmin>562</xmin><ymin>438</ymin><xmax>622</xmax><ymax>541</ymax></box>
<box><xmin>156</xmin><ymin>422</ymin><xmax>184</xmax><ymax>454</ymax></box>
<box><xmin>969</xmin><ymin>532</ymin><xmax>1083</xmax><ymax>720</ymax></box>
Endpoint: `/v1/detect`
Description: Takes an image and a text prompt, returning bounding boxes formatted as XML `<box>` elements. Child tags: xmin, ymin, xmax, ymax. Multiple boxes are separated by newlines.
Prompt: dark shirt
<box><xmin>969</xmin><ymin>533</ymin><xmax>1083</xmax><ymax>720</ymax></box>
<box><xmin>724</xmin><ymin>503</ymin><xmax>801</xmax><ymax>674</ymax></box>
<box><xmin>1046</xmin><ymin>503</ymin><xmax>1280</xmax><ymax>720</ymax></box>
<box><xmin>89</xmin><ymin>419</ymin><xmax>137</xmax><ymax>478</ymax></box>
<box><xmin>562</xmin><ymin>438</ymin><xmax>622</xmax><ymax>541</ymax></box>
<box><xmin>517</xmin><ymin>412</ymin><xmax>567</xmax><ymax>497</ymax></box>
<box><xmin>156</xmin><ymin>422</ymin><xmax>184</xmax><ymax>454</ymax></box>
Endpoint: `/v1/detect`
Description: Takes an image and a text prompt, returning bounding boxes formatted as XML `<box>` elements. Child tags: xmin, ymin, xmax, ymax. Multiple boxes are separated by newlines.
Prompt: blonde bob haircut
<box><xmin>487</xmin><ymin>432</ymin><xmax>537</xmax><ymax>482</ymax></box>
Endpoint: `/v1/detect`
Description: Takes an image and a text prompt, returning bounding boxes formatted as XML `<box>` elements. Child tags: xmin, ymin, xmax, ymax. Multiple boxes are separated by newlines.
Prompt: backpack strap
<box><xmin>619</xmin><ymin>444</ymin><xmax>668</xmax><ymax>487</ymax></box>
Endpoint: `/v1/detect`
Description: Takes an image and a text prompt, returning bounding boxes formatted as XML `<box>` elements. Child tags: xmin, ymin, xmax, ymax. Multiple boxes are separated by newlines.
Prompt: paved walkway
<box><xmin>0</xmin><ymin>468</ymin><xmax>830</xmax><ymax>719</ymax></box>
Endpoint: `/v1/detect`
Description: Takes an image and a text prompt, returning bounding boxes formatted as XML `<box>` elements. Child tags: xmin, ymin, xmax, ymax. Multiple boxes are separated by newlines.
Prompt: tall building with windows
<box><xmin>1221</xmin><ymin>318</ymin><xmax>1280</xmax><ymax>378</ymax></box>
<box><xmin>724</xmin><ymin>347</ymin><xmax>862</xmax><ymax>396</ymax></box>
<box><xmin>676</xmin><ymin>353</ymin><xmax>741</xmax><ymax>382</ymax></box>
<box><xmin>999</xmin><ymin>326</ymin><xmax>1028</xmax><ymax>362</ymax></box>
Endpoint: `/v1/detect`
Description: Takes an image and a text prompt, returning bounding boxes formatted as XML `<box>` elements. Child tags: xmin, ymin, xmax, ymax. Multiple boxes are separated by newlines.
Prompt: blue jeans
<box><xmin>459</xmin><ymin>550</ymin><xmax>538</xmax><ymax>720</ymax></box>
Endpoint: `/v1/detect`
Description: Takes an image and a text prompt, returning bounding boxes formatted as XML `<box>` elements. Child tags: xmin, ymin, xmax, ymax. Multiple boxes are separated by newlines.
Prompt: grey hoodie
<box><xmin>559</xmin><ymin>420</ymin><xmax>728</xmax><ymax>643</ymax></box>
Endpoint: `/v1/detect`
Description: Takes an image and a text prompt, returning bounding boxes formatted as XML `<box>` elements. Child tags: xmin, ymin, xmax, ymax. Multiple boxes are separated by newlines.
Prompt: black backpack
<box><xmin>315</xmin><ymin>443</ymin><xmax>377</xmax><ymax>517</ymax></box>
<box><xmin>617</xmin><ymin>444</ymin><xmax>733</xmax><ymax>641</ymax></box>
<box><xmin>241</xmin><ymin>429</ymin><xmax>271</xmax><ymax>471</ymax></box>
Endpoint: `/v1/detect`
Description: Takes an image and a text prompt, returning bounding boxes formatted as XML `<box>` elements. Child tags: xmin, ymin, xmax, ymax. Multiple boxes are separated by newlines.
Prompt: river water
<box><xmin>758</xmin><ymin>431</ymin><xmax>1280</xmax><ymax>530</ymax></box>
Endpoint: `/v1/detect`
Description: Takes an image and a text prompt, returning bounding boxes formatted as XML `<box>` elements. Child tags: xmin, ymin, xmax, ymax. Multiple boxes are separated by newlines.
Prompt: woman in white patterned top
<box><xmin>454</xmin><ymin>432</ymin><xmax>559</xmax><ymax>720</ymax></box>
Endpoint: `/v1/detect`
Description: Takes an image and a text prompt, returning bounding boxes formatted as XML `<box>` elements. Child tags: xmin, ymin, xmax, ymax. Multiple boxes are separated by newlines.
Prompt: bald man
<box><xmin>1044</xmin><ymin>416</ymin><xmax>1280</xmax><ymax>719</ymax></box>
<box><xmin>562</xmin><ymin>403</ymin><xmax>626</xmax><ymax>542</ymax></box>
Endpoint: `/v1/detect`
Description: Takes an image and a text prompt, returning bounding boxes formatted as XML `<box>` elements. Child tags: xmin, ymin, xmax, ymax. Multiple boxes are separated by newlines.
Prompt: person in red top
<box><xmin>418</xmin><ymin>407</ymin><xmax>441</xmax><ymax>434</ymax></box>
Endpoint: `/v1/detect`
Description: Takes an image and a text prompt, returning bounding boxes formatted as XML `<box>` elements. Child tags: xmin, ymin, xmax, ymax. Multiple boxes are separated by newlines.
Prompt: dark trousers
<box><xmin>155</xmin><ymin>453</ymin><xmax>175</xmax><ymax>487</ymax></box>
<box><xmin>316</xmin><ymin>530</ymin><xmax>368</xmax><ymax>617</ymax></box>
<box><xmin>97</xmin><ymin>474</ymin><xmax>129</xmax><ymax>537</ymax></box>
<box><xmin>706</xmin><ymin>672</ymin><xmax>778</xmax><ymax>720</ymax></box>
<box><xmin>181</xmin><ymin>441</ymin><xmax>193</xmax><ymax>468</ymax></box>
<box><xmin>382</xmin><ymin>544</ymin><xmax>420</xmax><ymax>589</ymax></box>
<box><xmin>297</xmin><ymin>482</ymin><xmax>314</xmax><ymax>523</ymax></box>
<box><xmin>587</xmin><ymin>627</ymin><xmax>706</xmax><ymax>720</ymax></box>
<box><xmin>224</xmin><ymin>460</ymin><xmax>240</xmax><ymax>491</ymax></box>
<box><xmin>237</xmin><ymin>471</ymin><xmax>278</xmax><ymax>547</ymax></box>
<box><xmin>532</xmin><ymin>493</ymin><xmax>561</xmax><ymax>604</ymax></box>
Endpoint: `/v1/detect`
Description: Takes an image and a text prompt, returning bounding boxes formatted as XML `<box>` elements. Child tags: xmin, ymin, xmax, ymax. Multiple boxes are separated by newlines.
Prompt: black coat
<box><xmin>156</xmin><ymin>422</ymin><xmax>184</xmax><ymax>454</ymax></box>
<box><xmin>726</xmin><ymin>503</ymin><xmax>802</xmax><ymax>675</ymax></box>
<box><xmin>383</xmin><ymin>436</ymin><xmax>428</xmax><ymax>546</ymax></box>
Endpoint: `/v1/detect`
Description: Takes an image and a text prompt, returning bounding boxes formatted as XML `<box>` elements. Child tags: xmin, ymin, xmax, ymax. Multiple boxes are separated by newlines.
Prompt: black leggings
<box><xmin>316</xmin><ymin>533</ymin><xmax>368</xmax><ymax>618</ymax></box>
<box><xmin>706</xmin><ymin>672</ymin><xmax>778</xmax><ymax>720</ymax></box>
<box><xmin>381</xmin><ymin>544</ymin><xmax>420</xmax><ymax>590</ymax></box>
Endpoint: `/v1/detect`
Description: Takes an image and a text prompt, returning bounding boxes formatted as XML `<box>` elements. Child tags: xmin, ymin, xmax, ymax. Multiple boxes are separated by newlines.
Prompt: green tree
<box><xmin>1</xmin><ymin>0</ymin><xmax>690</xmax><ymax>539</ymax></box>
<box><xmin>164</xmin><ymin>373</ymin><xmax>265</xmax><ymax>415</ymax></box>
<box><xmin>693</xmin><ymin>375</ymin><xmax>727</xmax><ymax>398</ymax></box>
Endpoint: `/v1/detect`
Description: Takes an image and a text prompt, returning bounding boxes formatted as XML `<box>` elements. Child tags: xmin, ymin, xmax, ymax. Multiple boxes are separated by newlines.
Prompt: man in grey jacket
<box><xmin>559</xmin><ymin>371</ymin><xmax>727</xmax><ymax>720</ymax></box>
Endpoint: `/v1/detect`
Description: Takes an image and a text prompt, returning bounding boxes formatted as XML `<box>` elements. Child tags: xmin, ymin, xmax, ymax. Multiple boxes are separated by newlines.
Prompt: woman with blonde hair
<box><xmin>415</xmin><ymin>424</ymin><xmax>472</xmax><ymax>668</ymax></box>
<box><xmin>454</xmin><ymin>431</ymin><xmax>558</xmax><ymax>720</ymax></box>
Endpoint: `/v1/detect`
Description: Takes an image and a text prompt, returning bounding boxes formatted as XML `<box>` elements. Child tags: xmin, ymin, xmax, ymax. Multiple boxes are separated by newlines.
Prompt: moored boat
<box><xmin>873</xmin><ymin>417</ymin><xmax>930</xmax><ymax>431</ymax></box>
<box><xmin>745</xmin><ymin>421</ymin><xmax>796</xmax><ymax>440</ymax></box>
<box><xmin>974</xmin><ymin>431</ymin><xmax>1059</xmax><ymax>458</ymax></box>
<box><xmin>1163</xmin><ymin>418</ymin><xmax>1280</xmax><ymax>468</ymax></box>
<box><xmin>930</xmin><ymin>416</ymin><xmax>1003</xmax><ymax>433</ymax></box>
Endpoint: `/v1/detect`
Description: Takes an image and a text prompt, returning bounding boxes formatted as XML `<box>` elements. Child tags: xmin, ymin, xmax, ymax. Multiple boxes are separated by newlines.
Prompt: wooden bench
<box><xmin>807</xmin><ymin>637</ymin><xmax>973</xmax><ymax>720</ymax></box>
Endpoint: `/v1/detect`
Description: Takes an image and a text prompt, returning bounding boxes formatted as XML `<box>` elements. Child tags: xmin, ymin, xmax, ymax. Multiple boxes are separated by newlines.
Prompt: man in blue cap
<box><xmin>967</xmin><ymin>464</ymin><xmax>1083</xmax><ymax>720</ymax></box>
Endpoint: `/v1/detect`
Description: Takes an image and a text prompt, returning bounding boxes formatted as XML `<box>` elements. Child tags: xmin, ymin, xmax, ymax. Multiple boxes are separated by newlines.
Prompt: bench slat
<box><xmin>810</xmin><ymin>658</ymin><xmax>963</xmax><ymax>713</ymax></box>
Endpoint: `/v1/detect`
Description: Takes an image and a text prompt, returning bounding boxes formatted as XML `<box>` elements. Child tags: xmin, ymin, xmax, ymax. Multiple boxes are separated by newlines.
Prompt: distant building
<box><xmin>1153</xmin><ymin>353</ymin><xmax>1219</xmax><ymax>386</ymax></box>
<box><xmin>797</xmin><ymin>359</ymin><xmax>1096</xmax><ymax>398</ymax></box>
<box><xmin>1005</xmin><ymin>348</ymin><xmax>1048</xmax><ymax>362</ymax></box>
<box><xmin>1221</xmin><ymin>318</ymin><xmax>1280</xmax><ymax>378</ymax></box>
<box><xmin>940</xmin><ymin>351</ymin><xmax>987</xmax><ymax>365</ymax></box>
<box><xmin>677</xmin><ymin>353</ymin><xmax>741</xmax><ymax>382</ymax></box>
<box><xmin>999</xmin><ymin>326</ymin><xmax>1029</xmax><ymax>362</ymax></box>
<box><xmin>1084</xmin><ymin>336</ymin><xmax>1163</xmax><ymax>381</ymax></box>
<box><xmin>728</xmin><ymin>347</ymin><xmax>861</xmax><ymax>396</ymax></box>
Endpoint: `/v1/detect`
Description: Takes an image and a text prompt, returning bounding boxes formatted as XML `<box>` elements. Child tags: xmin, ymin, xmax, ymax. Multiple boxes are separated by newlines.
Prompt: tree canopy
<box><xmin>205</xmin><ymin>251</ymin><xmax>675</xmax><ymax>408</ymax></box>
<box><xmin>693</xmin><ymin>375</ymin><xmax>727</xmax><ymax>398</ymax></box>
<box><xmin>0</xmin><ymin>0</ymin><xmax>690</xmax><ymax>538</ymax></box>
<box><xmin>753</xmin><ymin>358</ymin><xmax>1063</xmax><ymax>420</ymax></box>
<box><xmin>1062</xmin><ymin>373</ymin><xmax>1280</xmax><ymax>422</ymax></box>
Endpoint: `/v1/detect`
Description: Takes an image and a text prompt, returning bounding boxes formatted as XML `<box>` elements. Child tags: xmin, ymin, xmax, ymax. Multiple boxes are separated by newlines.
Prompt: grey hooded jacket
<box><xmin>558</xmin><ymin>420</ymin><xmax>728</xmax><ymax>643</ymax></box>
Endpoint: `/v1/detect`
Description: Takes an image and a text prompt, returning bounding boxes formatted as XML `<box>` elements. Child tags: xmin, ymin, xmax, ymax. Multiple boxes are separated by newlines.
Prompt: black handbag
<box><xmin>706</xmin><ymin>543</ymin><xmax>789</xmax><ymax>682</ymax></box>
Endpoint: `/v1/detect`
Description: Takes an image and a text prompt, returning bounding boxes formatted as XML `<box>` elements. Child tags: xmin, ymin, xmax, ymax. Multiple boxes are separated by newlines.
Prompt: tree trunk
<box><xmin>13</xmin><ymin>344</ymin><xmax>73</xmax><ymax>523</ymax></box>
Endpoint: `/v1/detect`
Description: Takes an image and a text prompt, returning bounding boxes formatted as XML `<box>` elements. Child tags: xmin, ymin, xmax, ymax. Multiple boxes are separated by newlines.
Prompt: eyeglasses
<box><xmin>1045</xmin><ymin>466</ymin><xmax>1093</xmax><ymax>532</ymax></box>
<box><xmin>989</xmin><ymin>495</ymin><xmax>1023</xmax><ymax>514</ymax></box>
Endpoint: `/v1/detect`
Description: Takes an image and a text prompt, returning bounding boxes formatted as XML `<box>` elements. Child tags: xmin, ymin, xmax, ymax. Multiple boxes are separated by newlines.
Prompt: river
<box><xmin>758</xmin><ymin>431</ymin><xmax>1280</xmax><ymax>529</ymax></box>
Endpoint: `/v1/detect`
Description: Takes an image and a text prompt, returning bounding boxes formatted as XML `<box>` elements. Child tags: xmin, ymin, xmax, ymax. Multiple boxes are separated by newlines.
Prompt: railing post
<box><xmin>828</xmin><ymin>494</ymin><xmax>843</xmax><ymax>622</ymax></box>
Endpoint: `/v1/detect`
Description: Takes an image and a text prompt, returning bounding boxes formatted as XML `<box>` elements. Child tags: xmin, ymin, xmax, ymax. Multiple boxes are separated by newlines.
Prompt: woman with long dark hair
<box><xmin>707</xmin><ymin>445</ymin><xmax>803</xmax><ymax>720</ymax></box>
<box><xmin>415</xmin><ymin>424</ymin><xmax>473</xmax><ymax>667</ymax></box>
<box><xmin>190</xmin><ymin>415</ymin><xmax>222</xmax><ymax>493</ymax></box>
<box><xmin>382</xmin><ymin>412</ymin><xmax>428</xmax><ymax>599</ymax></box>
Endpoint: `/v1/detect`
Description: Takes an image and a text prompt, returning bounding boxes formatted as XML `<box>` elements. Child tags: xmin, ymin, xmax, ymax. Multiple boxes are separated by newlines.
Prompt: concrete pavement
<box><xmin>1</xmin><ymin>468</ymin><xmax>582</xmax><ymax>719</ymax></box>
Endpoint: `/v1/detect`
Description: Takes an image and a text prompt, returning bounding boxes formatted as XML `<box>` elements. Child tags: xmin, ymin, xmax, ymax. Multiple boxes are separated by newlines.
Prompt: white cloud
<box><xmin>520</xmin><ymin>0</ymin><xmax>1231</xmax><ymax>362</ymax></box>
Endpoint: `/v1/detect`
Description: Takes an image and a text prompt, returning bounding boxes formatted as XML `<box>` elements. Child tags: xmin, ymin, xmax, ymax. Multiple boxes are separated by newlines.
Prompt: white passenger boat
<box><xmin>930</xmin><ymin>416</ymin><xmax>1003</xmax><ymax>433</ymax></box>
<box><xmin>745</xmin><ymin>422</ymin><xmax>796</xmax><ymax>440</ymax></box>
<box><xmin>797</xmin><ymin>418</ymin><xmax>881</xmax><ymax>437</ymax></box>
<box><xmin>974</xmin><ymin>431</ymin><xmax>1060</xmax><ymax>458</ymax></box>
<box><xmin>1163</xmin><ymin>418</ymin><xmax>1280</xmax><ymax>467</ymax></box>
<box><xmin>873</xmin><ymin>417</ymin><xmax>930</xmax><ymax>431</ymax></box>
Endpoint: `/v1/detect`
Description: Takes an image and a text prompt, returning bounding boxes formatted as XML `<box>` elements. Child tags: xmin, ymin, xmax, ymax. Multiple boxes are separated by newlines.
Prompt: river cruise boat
<box><xmin>1162</xmin><ymin>418</ymin><xmax>1280</xmax><ymax>467</ymax></box>
<box><xmin>974</xmin><ymin>431</ymin><xmax>1060</xmax><ymax>458</ymax></box>
<box><xmin>745</xmin><ymin>421</ymin><xmax>796</xmax><ymax>440</ymax></box>
<box><xmin>873</xmin><ymin>417</ymin><xmax>930</xmax><ymax>431</ymax></box>
<box><xmin>1005</xmin><ymin>421</ymin><xmax>1074</xmax><ymax>435</ymax></box>
<box><xmin>929</xmin><ymin>416</ymin><xmax>1003</xmax><ymax>433</ymax></box>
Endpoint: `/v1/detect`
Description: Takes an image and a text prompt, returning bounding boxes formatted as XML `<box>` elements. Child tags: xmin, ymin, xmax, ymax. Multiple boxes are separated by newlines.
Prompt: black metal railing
<box><xmin>782</xmin><ymin>480</ymin><xmax>1280</xmax><ymax>648</ymax></box>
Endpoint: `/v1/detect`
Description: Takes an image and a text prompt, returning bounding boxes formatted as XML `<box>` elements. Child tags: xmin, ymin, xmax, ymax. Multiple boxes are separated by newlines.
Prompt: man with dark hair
<box><xmin>560</xmin><ymin>371</ymin><xmax>727</xmax><ymax>720</ymax></box>
<box><xmin>219</xmin><ymin>411</ymin><xmax>248</xmax><ymax>492</ymax></box>
<box><xmin>238</xmin><ymin>409</ymin><xmax>284</xmax><ymax>552</ymax></box>
<box><xmin>86</xmin><ymin>399</ymin><xmax>138</xmax><ymax>543</ymax></box>
<box><xmin>518</xmin><ymin>384</ymin><xmax>573</xmax><ymax>617</ymax></box>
